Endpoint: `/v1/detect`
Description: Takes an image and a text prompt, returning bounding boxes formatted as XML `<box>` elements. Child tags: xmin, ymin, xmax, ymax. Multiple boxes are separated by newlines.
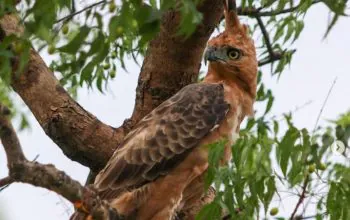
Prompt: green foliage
<box><xmin>331</xmin><ymin>111</ymin><xmax>350</xmax><ymax>127</ymax></box>
<box><xmin>199</xmin><ymin>98</ymin><xmax>350</xmax><ymax>219</ymax></box>
<box><xmin>327</xmin><ymin>164</ymin><xmax>350</xmax><ymax>220</ymax></box>
<box><xmin>0</xmin><ymin>0</ymin><xmax>347</xmax><ymax>113</ymax></box>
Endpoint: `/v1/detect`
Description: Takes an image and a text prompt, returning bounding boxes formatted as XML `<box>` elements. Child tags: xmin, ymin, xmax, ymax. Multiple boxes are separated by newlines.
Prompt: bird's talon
<box><xmin>74</xmin><ymin>201</ymin><xmax>89</xmax><ymax>214</ymax></box>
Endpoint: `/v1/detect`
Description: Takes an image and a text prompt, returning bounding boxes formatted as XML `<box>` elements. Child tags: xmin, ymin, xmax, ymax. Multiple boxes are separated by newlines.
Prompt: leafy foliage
<box><xmin>202</xmin><ymin>90</ymin><xmax>350</xmax><ymax>219</ymax></box>
<box><xmin>0</xmin><ymin>0</ymin><xmax>349</xmax><ymax>219</ymax></box>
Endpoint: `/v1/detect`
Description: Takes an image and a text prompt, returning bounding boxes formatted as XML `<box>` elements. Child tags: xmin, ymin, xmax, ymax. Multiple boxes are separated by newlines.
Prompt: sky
<box><xmin>1</xmin><ymin>3</ymin><xmax>350</xmax><ymax>220</ymax></box>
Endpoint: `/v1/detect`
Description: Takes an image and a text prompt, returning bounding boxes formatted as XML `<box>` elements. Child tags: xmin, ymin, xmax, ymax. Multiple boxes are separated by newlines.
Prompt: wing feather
<box><xmin>95</xmin><ymin>83</ymin><xmax>229</xmax><ymax>191</ymax></box>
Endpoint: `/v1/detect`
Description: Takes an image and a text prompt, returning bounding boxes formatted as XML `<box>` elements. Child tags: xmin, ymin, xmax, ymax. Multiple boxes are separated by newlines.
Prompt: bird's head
<box><xmin>204</xmin><ymin>0</ymin><xmax>257</xmax><ymax>98</ymax></box>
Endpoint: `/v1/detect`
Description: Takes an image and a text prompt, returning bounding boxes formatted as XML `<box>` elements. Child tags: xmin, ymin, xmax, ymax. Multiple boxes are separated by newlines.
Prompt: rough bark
<box><xmin>130</xmin><ymin>0</ymin><xmax>224</xmax><ymax>124</ymax></box>
<box><xmin>0</xmin><ymin>104</ymin><xmax>84</xmax><ymax>202</ymax></box>
<box><xmin>0</xmin><ymin>0</ymin><xmax>225</xmax><ymax>172</ymax></box>
<box><xmin>0</xmin><ymin>103</ymin><xmax>120</xmax><ymax>219</ymax></box>
<box><xmin>1</xmin><ymin>14</ymin><xmax>126</xmax><ymax>171</ymax></box>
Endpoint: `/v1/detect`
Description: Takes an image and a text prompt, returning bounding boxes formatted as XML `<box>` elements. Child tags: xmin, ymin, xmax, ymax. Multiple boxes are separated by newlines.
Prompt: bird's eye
<box><xmin>227</xmin><ymin>48</ymin><xmax>241</xmax><ymax>60</ymax></box>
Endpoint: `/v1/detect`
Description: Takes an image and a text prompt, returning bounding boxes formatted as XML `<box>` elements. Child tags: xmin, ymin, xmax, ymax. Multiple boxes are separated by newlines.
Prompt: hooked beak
<box><xmin>204</xmin><ymin>46</ymin><xmax>219</xmax><ymax>65</ymax></box>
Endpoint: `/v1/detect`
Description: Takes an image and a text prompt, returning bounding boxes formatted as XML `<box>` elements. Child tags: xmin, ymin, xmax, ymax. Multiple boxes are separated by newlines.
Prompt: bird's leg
<box><xmin>137</xmin><ymin>164</ymin><xmax>208</xmax><ymax>220</ymax></box>
<box><xmin>73</xmin><ymin>185</ymin><xmax>98</xmax><ymax>217</ymax></box>
<box><xmin>73</xmin><ymin>186</ymin><xmax>122</xmax><ymax>220</ymax></box>
<box><xmin>110</xmin><ymin>184</ymin><xmax>152</xmax><ymax>216</ymax></box>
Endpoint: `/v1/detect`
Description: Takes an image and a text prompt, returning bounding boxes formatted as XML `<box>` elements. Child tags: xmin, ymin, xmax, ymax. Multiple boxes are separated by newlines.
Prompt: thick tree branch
<box><xmin>0</xmin><ymin>14</ymin><xmax>128</xmax><ymax>171</ymax></box>
<box><xmin>0</xmin><ymin>103</ymin><xmax>120</xmax><ymax>219</ymax></box>
<box><xmin>0</xmin><ymin>103</ymin><xmax>83</xmax><ymax>202</ymax></box>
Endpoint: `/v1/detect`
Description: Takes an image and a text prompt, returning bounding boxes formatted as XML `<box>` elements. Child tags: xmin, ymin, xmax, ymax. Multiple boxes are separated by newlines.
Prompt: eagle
<box><xmin>72</xmin><ymin>0</ymin><xmax>257</xmax><ymax>219</ymax></box>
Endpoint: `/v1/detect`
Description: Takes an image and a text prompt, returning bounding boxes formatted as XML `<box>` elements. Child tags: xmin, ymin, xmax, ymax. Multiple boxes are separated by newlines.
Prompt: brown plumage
<box><xmin>73</xmin><ymin>1</ymin><xmax>257</xmax><ymax>219</ymax></box>
<box><xmin>95</xmin><ymin>83</ymin><xmax>229</xmax><ymax>190</ymax></box>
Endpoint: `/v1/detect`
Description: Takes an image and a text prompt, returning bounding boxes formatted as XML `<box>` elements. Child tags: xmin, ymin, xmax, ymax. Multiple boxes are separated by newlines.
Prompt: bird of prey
<box><xmin>73</xmin><ymin>0</ymin><xmax>257</xmax><ymax>219</ymax></box>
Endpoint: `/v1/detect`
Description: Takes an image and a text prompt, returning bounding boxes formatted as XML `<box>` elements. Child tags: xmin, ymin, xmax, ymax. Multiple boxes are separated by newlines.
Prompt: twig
<box><xmin>258</xmin><ymin>49</ymin><xmax>296</xmax><ymax>67</ymax></box>
<box><xmin>270</xmin><ymin>100</ymin><xmax>313</xmax><ymax>121</ymax></box>
<box><xmin>258</xmin><ymin>57</ymin><xmax>278</xmax><ymax>66</ymax></box>
<box><xmin>312</xmin><ymin>77</ymin><xmax>337</xmax><ymax>135</ymax></box>
<box><xmin>55</xmin><ymin>0</ymin><xmax>107</xmax><ymax>24</ymax></box>
<box><xmin>0</xmin><ymin>176</ymin><xmax>14</xmax><ymax>191</ymax></box>
<box><xmin>256</xmin><ymin>15</ymin><xmax>274</xmax><ymax>56</ymax></box>
<box><xmin>297</xmin><ymin>212</ymin><xmax>328</xmax><ymax>219</ymax></box>
<box><xmin>255</xmin><ymin>15</ymin><xmax>296</xmax><ymax>67</ymax></box>
<box><xmin>237</xmin><ymin>0</ymin><xmax>322</xmax><ymax>17</ymax></box>
<box><xmin>290</xmin><ymin>176</ymin><xmax>310</xmax><ymax>220</ymax></box>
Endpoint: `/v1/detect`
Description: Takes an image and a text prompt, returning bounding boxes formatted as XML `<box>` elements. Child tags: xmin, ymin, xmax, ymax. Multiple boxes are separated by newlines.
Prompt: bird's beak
<box><xmin>204</xmin><ymin>46</ymin><xmax>219</xmax><ymax>65</ymax></box>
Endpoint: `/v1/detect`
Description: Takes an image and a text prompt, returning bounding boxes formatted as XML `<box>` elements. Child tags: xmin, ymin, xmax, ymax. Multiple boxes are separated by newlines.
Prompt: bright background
<box><xmin>1</xmin><ymin>3</ymin><xmax>350</xmax><ymax>220</ymax></box>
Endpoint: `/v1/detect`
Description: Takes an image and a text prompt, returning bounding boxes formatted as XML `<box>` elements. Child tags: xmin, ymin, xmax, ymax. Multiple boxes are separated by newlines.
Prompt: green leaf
<box><xmin>264</xmin><ymin>176</ymin><xmax>276</xmax><ymax>212</ymax></box>
<box><xmin>264</xmin><ymin>92</ymin><xmax>274</xmax><ymax>115</ymax></box>
<box><xmin>205</xmin><ymin>140</ymin><xmax>227</xmax><ymax>188</ymax></box>
<box><xmin>80</xmin><ymin>62</ymin><xmax>95</xmax><ymax>86</ymax></box>
<box><xmin>208</xmin><ymin>140</ymin><xmax>226</xmax><ymax>167</ymax></box>
<box><xmin>278</xmin><ymin>127</ymin><xmax>300</xmax><ymax>176</ymax></box>
<box><xmin>283</xmin><ymin>21</ymin><xmax>294</xmax><ymax>43</ymax></box>
<box><xmin>196</xmin><ymin>202</ymin><xmax>222</xmax><ymax>220</ymax></box>
<box><xmin>177</xmin><ymin>0</ymin><xmax>203</xmax><ymax>37</ymax></box>
<box><xmin>58</xmin><ymin>26</ymin><xmax>90</xmax><ymax>54</ymax></box>
<box><xmin>96</xmin><ymin>67</ymin><xmax>105</xmax><ymax>93</ymax></box>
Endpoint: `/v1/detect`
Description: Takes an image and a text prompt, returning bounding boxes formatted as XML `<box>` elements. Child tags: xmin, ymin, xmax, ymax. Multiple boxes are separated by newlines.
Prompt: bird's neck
<box><xmin>203</xmin><ymin>70</ymin><xmax>255</xmax><ymax>116</ymax></box>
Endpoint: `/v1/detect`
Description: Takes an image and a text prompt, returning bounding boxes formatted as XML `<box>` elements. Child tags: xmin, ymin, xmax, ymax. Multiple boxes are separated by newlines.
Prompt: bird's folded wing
<box><xmin>94</xmin><ymin>83</ymin><xmax>230</xmax><ymax>191</ymax></box>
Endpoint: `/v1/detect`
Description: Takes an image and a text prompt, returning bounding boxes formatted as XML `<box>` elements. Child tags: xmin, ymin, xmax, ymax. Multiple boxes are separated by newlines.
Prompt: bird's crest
<box><xmin>222</xmin><ymin>0</ymin><xmax>248</xmax><ymax>36</ymax></box>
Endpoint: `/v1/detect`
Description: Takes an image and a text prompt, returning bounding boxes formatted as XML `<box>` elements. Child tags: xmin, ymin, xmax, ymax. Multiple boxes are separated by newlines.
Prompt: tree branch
<box><xmin>129</xmin><ymin>0</ymin><xmax>224</xmax><ymax>124</ymax></box>
<box><xmin>237</xmin><ymin>0</ymin><xmax>322</xmax><ymax>17</ymax></box>
<box><xmin>0</xmin><ymin>103</ymin><xmax>121</xmax><ymax>219</ymax></box>
<box><xmin>290</xmin><ymin>175</ymin><xmax>310</xmax><ymax>219</ymax></box>
<box><xmin>0</xmin><ymin>103</ymin><xmax>84</xmax><ymax>202</ymax></box>
<box><xmin>256</xmin><ymin>15</ymin><xmax>274</xmax><ymax>57</ymax></box>
<box><xmin>55</xmin><ymin>0</ymin><xmax>107</xmax><ymax>24</ymax></box>
<box><xmin>0</xmin><ymin>176</ymin><xmax>14</xmax><ymax>190</ymax></box>
<box><xmin>0</xmin><ymin>14</ymin><xmax>127</xmax><ymax>171</ymax></box>
<box><xmin>255</xmin><ymin>14</ymin><xmax>297</xmax><ymax>67</ymax></box>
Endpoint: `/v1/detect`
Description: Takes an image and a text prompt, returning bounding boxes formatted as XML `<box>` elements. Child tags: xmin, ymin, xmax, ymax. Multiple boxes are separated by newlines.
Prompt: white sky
<box><xmin>1</xmin><ymin>3</ymin><xmax>350</xmax><ymax>220</ymax></box>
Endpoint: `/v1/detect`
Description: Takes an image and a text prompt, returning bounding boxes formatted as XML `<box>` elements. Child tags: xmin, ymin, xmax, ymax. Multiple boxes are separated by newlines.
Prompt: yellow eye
<box><xmin>227</xmin><ymin>49</ymin><xmax>241</xmax><ymax>60</ymax></box>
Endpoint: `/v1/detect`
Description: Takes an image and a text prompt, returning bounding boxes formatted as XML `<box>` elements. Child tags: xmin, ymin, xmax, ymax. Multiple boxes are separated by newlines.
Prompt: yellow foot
<box><xmin>74</xmin><ymin>200</ymin><xmax>89</xmax><ymax>214</ymax></box>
